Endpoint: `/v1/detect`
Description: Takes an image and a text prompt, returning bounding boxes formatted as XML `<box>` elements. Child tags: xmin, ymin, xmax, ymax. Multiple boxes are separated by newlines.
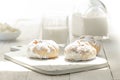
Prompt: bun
<box><xmin>64</xmin><ymin>40</ymin><xmax>97</xmax><ymax>61</ymax></box>
<box><xmin>27</xmin><ymin>39</ymin><xmax>59</xmax><ymax>59</ymax></box>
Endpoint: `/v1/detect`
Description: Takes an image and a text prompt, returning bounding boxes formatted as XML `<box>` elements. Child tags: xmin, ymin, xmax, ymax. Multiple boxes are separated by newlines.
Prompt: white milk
<box><xmin>72</xmin><ymin>13</ymin><xmax>84</xmax><ymax>36</ymax></box>
<box><xmin>83</xmin><ymin>16</ymin><xmax>108</xmax><ymax>36</ymax></box>
<box><xmin>42</xmin><ymin>26</ymin><xmax>69</xmax><ymax>44</ymax></box>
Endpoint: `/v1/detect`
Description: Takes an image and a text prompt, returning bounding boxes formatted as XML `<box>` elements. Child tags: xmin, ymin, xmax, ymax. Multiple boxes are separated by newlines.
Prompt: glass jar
<box><xmin>83</xmin><ymin>0</ymin><xmax>108</xmax><ymax>39</ymax></box>
<box><xmin>71</xmin><ymin>0</ymin><xmax>108</xmax><ymax>41</ymax></box>
<box><xmin>42</xmin><ymin>16</ymin><xmax>69</xmax><ymax>47</ymax></box>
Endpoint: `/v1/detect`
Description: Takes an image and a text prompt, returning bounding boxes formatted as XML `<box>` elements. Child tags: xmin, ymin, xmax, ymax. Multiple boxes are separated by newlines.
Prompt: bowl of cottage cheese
<box><xmin>0</xmin><ymin>23</ymin><xmax>21</xmax><ymax>40</ymax></box>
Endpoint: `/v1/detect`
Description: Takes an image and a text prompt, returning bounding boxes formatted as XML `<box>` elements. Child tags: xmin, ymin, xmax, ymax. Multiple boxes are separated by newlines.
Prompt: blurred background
<box><xmin>0</xmin><ymin>0</ymin><xmax>119</xmax><ymax>37</ymax></box>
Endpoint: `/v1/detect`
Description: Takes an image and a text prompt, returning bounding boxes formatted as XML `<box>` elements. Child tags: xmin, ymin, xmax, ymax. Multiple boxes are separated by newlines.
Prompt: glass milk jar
<box><xmin>83</xmin><ymin>0</ymin><xmax>108</xmax><ymax>39</ymax></box>
<box><xmin>71</xmin><ymin>0</ymin><xmax>108</xmax><ymax>40</ymax></box>
<box><xmin>42</xmin><ymin>16</ymin><xmax>69</xmax><ymax>46</ymax></box>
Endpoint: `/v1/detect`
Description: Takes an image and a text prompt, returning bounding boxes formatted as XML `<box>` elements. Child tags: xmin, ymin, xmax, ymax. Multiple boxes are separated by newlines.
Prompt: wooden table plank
<box><xmin>52</xmin><ymin>74</ymin><xmax>70</xmax><ymax>80</ymax></box>
<box><xmin>70</xmin><ymin>68</ymin><xmax>112</xmax><ymax>80</ymax></box>
<box><xmin>27</xmin><ymin>72</ymin><xmax>52</xmax><ymax>80</ymax></box>
<box><xmin>0</xmin><ymin>61</ymin><xmax>29</xmax><ymax>80</ymax></box>
<box><xmin>0</xmin><ymin>71</ymin><xmax>28</xmax><ymax>80</ymax></box>
<box><xmin>103</xmin><ymin>35</ymin><xmax>120</xmax><ymax>80</ymax></box>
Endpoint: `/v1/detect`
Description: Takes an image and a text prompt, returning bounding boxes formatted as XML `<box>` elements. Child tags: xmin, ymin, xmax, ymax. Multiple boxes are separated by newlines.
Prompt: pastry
<box><xmin>64</xmin><ymin>40</ymin><xmax>97</xmax><ymax>61</ymax></box>
<box><xmin>27</xmin><ymin>39</ymin><xmax>59</xmax><ymax>59</ymax></box>
<box><xmin>79</xmin><ymin>35</ymin><xmax>101</xmax><ymax>54</ymax></box>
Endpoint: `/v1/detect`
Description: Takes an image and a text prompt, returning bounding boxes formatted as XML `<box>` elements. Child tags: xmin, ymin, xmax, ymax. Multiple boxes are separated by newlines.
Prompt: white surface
<box><xmin>4</xmin><ymin>45</ymin><xmax>108</xmax><ymax>75</ymax></box>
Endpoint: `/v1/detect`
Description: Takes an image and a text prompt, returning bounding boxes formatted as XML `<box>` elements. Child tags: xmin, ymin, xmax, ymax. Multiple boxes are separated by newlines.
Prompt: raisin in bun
<box><xmin>27</xmin><ymin>39</ymin><xmax>59</xmax><ymax>59</ymax></box>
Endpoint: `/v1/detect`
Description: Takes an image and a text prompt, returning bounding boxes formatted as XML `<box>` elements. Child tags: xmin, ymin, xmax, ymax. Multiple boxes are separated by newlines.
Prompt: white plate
<box><xmin>0</xmin><ymin>30</ymin><xmax>21</xmax><ymax>40</ymax></box>
<box><xmin>4</xmin><ymin>45</ymin><xmax>108</xmax><ymax>75</ymax></box>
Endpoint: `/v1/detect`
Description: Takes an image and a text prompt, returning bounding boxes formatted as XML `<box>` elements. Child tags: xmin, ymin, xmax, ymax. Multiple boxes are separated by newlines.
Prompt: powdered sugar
<box><xmin>64</xmin><ymin>40</ymin><xmax>97</xmax><ymax>61</ymax></box>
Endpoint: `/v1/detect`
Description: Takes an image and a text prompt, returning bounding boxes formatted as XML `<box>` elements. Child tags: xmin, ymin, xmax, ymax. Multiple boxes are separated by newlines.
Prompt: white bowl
<box><xmin>0</xmin><ymin>30</ymin><xmax>21</xmax><ymax>40</ymax></box>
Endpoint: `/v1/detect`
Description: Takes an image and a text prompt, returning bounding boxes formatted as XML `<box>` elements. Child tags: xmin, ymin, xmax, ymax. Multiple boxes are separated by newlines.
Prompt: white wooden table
<box><xmin>0</xmin><ymin>20</ymin><xmax>115</xmax><ymax>80</ymax></box>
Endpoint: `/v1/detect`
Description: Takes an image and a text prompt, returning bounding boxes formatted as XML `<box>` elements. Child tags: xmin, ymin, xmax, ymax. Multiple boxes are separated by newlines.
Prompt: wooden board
<box><xmin>4</xmin><ymin>45</ymin><xmax>108</xmax><ymax>76</ymax></box>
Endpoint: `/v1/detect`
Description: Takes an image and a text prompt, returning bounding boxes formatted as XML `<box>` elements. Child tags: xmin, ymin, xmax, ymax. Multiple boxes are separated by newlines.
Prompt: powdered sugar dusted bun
<box><xmin>27</xmin><ymin>39</ymin><xmax>59</xmax><ymax>59</ymax></box>
<box><xmin>64</xmin><ymin>40</ymin><xmax>97</xmax><ymax>61</ymax></box>
<box><xmin>80</xmin><ymin>35</ymin><xmax>101</xmax><ymax>55</ymax></box>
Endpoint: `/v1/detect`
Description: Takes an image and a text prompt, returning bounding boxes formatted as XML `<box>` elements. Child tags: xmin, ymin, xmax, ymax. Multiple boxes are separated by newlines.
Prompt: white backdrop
<box><xmin>0</xmin><ymin>0</ymin><xmax>118</xmax><ymax>36</ymax></box>
<box><xmin>0</xmin><ymin>0</ymin><xmax>90</xmax><ymax>24</ymax></box>
<box><xmin>0</xmin><ymin>0</ymin><xmax>73</xmax><ymax>23</ymax></box>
